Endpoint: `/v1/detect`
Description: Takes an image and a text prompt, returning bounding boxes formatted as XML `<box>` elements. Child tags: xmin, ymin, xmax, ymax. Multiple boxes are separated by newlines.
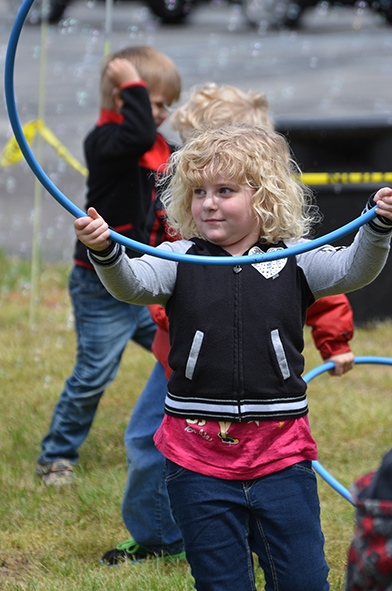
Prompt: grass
<box><xmin>1</xmin><ymin>250</ymin><xmax>392</xmax><ymax>590</ymax></box>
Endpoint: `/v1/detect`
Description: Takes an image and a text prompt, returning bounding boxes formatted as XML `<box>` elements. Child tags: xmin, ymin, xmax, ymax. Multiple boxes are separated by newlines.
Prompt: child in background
<box><xmin>171</xmin><ymin>81</ymin><xmax>273</xmax><ymax>138</ymax></box>
<box><xmin>74</xmin><ymin>123</ymin><xmax>392</xmax><ymax>590</ymax></box>
<box><xmin>345</xmin><ymin>448</ymin><xmax>392</xmax><ymax>591</ymax></box>
<box><xmin>36</xmin><ymin>46</ymin><xmax>181</xmax><ymax>486</ymax></box>
<box><xmin>102</xmin><ymin>82</ymin><xmax>354</xmax><ymax>565</ymax></box>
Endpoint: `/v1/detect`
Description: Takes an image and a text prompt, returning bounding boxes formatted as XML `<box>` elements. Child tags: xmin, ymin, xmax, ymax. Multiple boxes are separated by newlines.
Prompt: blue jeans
<box><xmin>166</xmin><ymin>460</ymin><xmax>330</xmax><ymax>591</ymax></box>
<box><xmin>122</xmin><ymin>360</ymin><xmax>184</xmax><ymax>555</ymax></box>
<box><xmin>37</xmin><ymin>265</ymin><xmax>156</xmax><ymax>465</ymax></box>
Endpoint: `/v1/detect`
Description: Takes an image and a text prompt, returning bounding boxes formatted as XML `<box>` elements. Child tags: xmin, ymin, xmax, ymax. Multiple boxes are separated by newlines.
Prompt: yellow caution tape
<box><xmin>1</xmin><ymin>119</ymin><xmax>88</xmax><ymax>176</ymax></box>
<box><xmin>301</xmin><ymin>171</ymin><xmax>392</xmax><ymax>185</ymax></box>
<box><xmin>1</xmin><ymin>120</ymin><xmax>39</xmax><ymax>167</ymax></box>
<box><xmin>2</xmin><ymin>121</ymin><xmax>392</xmax><ymax>186</ymax></box>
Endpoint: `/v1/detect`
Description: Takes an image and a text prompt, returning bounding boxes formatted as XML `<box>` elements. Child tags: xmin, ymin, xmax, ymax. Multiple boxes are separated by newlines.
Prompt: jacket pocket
<box><xmin>185</xmin><ymin>330</ymin><xmax>204</xmax><ymax>380</ymax></box>
<box><xmin>271</xmin><ymin>328</ymin><xmax>290</xmax><ymax>380</ymax></box>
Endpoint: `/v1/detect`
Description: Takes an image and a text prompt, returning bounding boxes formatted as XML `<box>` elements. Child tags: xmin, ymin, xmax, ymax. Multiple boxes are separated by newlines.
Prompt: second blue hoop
<box><xmin>305</xmin><ymin>355</ymin><xmax>392</xmax><ymax>506</ymax></box>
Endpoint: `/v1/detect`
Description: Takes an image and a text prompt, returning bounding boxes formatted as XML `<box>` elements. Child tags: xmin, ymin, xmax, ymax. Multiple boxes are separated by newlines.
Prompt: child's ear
<box><xmin>113</xmin><ymin>88</ymin><xmax>124</xmax><ymax>112</ymax></box>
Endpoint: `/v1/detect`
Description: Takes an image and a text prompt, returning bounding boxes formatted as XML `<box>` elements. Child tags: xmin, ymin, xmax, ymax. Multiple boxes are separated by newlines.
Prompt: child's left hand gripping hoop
<box><xmin>4</xmin><ymin>0</ymin><xmax>378</xmax><ymax>266</ymax></box>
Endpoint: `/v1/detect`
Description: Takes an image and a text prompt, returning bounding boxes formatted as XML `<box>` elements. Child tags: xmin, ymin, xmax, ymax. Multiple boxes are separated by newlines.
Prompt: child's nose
<box><xmin>203</xmin><ymin>192</ymin><xmax>218</xmax><ymax>208</ymax></box>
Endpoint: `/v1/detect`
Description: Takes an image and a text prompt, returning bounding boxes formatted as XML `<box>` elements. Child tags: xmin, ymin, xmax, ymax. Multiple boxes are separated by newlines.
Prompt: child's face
<box><xmin>149</xmin><ymin>91</ymin><xmax>169</xmax><ymax>128</ymax></box>
<box><xmin>191</xmin><ymin>173</ymin><xmax>260</xmax><ymax>256</ymax></box>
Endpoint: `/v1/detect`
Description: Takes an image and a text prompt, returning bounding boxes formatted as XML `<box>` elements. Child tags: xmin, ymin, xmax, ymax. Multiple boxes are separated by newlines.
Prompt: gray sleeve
<box><xmin>294</xmin><ymin>224</ymin><xmax>391</xmax><ymax>300</ymax></box>
<box><xmin>90</xmin><ymin>240</ymin><xmax>194</xmax><ymax>307</ymax></box>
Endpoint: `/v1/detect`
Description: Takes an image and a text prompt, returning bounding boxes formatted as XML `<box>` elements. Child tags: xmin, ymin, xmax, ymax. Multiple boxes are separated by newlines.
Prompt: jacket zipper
<box><xmin>233</xmin><ymin>264</ymin><xmax>243</xmax><ymax>420</ymax></box>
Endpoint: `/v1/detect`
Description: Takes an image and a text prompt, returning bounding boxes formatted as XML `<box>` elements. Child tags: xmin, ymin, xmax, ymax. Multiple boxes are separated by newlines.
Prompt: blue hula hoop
<box><xmin>304</xmin><ymin>356</ymin><xmax>392</xmax><ymax>506</ymax></box>
<box><xmin>5</xmin><ymin>0</ymin><xmax>378</xmax><ymax>264</ymax></box>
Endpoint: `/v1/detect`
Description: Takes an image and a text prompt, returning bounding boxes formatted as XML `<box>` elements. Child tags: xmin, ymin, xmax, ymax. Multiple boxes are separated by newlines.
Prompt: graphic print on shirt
<box><xmin>184</xmin><ymin>419</ymin><xmax>213</xmax><ymax>442</ymax></box>
<box><xmin>249</xmin><ymin>246</ymin><xmax>287</xmax><ymax>279</ymax></box>
<box><xmin>184</xmin><ymin>419</ymin><xmax>240</xmax><ymax>445</ymax></box>
<box><xmin>217</xmin><ymin>421</ymin><xmax>239</xmax><ymax>444</ymax></box>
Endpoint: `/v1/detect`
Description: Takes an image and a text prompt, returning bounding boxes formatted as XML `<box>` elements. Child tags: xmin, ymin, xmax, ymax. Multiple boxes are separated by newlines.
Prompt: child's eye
<box><xmin>193</xmin><ymin>188</ymin><xmax>205</xmax><ymax>196</ymax></box>
<box><xmin>219</xmin><ymin>187</ymin><xmax>234</xmax><ymax>195</ymax></box>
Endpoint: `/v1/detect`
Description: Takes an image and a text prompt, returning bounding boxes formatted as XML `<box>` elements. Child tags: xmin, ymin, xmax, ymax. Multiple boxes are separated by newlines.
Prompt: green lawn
<box><xmin>1</xmin><ymin>252</ymin><xmax>391</xmax><ymax>590</ymax></box>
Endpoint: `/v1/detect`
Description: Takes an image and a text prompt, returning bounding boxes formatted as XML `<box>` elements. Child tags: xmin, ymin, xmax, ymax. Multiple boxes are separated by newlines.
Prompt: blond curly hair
<box><xmin>170</xmin><ymin>82</ymin><xmax>273</xmax><ymax>140</ymax></box>
<box><xmin>162</xmin><ymin>124</ymin><xmax>317</xmax><ymax>244</ymax></box>
<box><xmin>100</xmin><ymin>46</ymin><xmax>181</xmax><ymax>111</ymax></box>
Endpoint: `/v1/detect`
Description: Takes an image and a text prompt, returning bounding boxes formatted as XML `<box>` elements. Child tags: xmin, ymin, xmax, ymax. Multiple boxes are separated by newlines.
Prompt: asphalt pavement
<box><xmin>0</xmin><ymin>0</ymin><xmax>392</xmax><ymax>263</ymax></box>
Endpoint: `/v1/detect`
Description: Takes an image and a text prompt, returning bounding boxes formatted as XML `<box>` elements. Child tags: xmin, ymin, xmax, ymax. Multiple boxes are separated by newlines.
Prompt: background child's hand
<box><xmin>325</xmin><ymin>351</ymin><xmax>355</xmax><ymax>376</ymax></box>
<box><xmin>74</xmin><ymin>207</ymin><xmax>112</xmax><ymax>251</ymax></box>
<box><xmin>106</xmin><ymin>58</ymin><xmax>141</xmax><ymax>87</ymax></box>
<box><xmin>373</xmin><ymin>187</ymin><xmax>392</xmax><ymax>220</ymax></box>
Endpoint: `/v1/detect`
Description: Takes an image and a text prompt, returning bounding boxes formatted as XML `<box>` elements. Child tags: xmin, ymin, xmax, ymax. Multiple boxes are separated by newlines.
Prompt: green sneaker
<box><xmin>101</xmin><ymin>538</ymin><xmax>186</xmax><ymax>565</ymax></box>
<box><xmin>36</xmin><ymin>459</ymin><xmax>74</xmax><ymax>486</ymax></box>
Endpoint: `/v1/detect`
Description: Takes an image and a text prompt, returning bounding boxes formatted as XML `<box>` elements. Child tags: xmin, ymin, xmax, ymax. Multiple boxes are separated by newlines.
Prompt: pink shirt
<box><xmin>154</xmin><ymin>414</ymin><xmax>318</xmax><ymax>480</ymax></box>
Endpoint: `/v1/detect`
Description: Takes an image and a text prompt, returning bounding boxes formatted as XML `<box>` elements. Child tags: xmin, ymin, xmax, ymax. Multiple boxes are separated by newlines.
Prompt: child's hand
<box><xmin>107</xmin><ymin>58</ymin><xmax>141</xmax><ymax>87</ymax></box>
<box><xmin>325</xmin><ymin>351</ymin><xmax>355</xmax><ymax>376</ymax></box>
<box><xmin>74</xmin><ymin>207</ymin><xmax>112</xmax><ymax>251</ymax></box>
<box><xmin>373</xmin><ymin>187</ymin><xmax>392</xmax><ymax>220</ymax></box>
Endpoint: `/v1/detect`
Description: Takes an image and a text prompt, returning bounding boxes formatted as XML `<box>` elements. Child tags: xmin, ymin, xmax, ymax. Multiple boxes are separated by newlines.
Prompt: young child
<box><xmin>102</xmin><ymin>83</ymin><xmax>354</xmax><ymax>566</ymax></box>
<box><xmin>149</xmin><ymin>83</ymin><xmax>354</xmax><ymax>377</ymax></box>
<box><xmin>36</xmin><ymin>46</ymin><xmax>181</xmax><ymax>486</ymax></box>
<box><xmin>74</xmin><ymin>123</ymin><xmax>392</xmax><ymax>590</ymax></box>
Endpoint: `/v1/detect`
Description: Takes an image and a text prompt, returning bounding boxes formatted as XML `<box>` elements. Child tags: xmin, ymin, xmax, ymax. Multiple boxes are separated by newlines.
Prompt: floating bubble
<box><xmin>252</xmin><ymin>42</ymin><xmax>261</xmax><ymax>56</ymax></box>
<box><xmin>197</xmin><ymin>56</ymin><xmax>211</xmax><ymax>73</ymax></box>
<box><xmin>208</xmin><ymin>33</ymin><xmax>220</xmax><ymax>46</ymax></box>
<box><xmin>354</xmin><ymin>0</ymin><xmax>368</xmax><ymax>13</ymax></box>
<box><xmin>66</xmin><ymin>313</ymin><xmax>74</xmax><ymax>330</ymax></box>
<box><xmin>58</xmin><ymin>18</ymin><xmax>80</xmax><ymax>35</ymax></box>
<box><xmin>281</xmin><ymin>85</ymin><xmax>295</xmax><ymax>99</ymax></box>
<box><xmin>131</xmin><ymin>6</ymin><xmax>152</xmax><ymax>25</ymax></box>
<box><xmin>301</xmin><ymin>40</ymin><xmax>312</xmax><ymax>55</ymax></box>
<box><xmin>76</xmin><ymin>90</ymin><xmax>89</xmax><ymax>107</ymax></box>
<box><xmin>32</xmin><ymin>45</ymin><xmax>40</xmax><ymax>60</ymax></box>
<box><xmin>6</xmin><ymin>176</ymin><xmax>16</xmax><ymax>194</ymax></box>
<box><xmin>228</xmin><ymin>4</ymin><xmax>242</xmax><ymax>31</ymax></box>
<box><xmin>72</xmin><ymin>62</ymin><xmax>86</xmax><ymax>79</ymax></box>
<box><xmin>29</xmin><ymin>209</ymin><xmax>37</xmax><ymax>225</ymax></box>
<box><xmin>329</xmin><ymin>78</ymin><xmax>344</xmax><ymax>98</ymax></box>
<box><xmin>218</xmin><ymin>47</ymin><xmax>230</xmax><ymax>67</ymax></box>
<box><xmin>315</xmin><ymin>0</ymin><xmax>330</xmax><ymax>17</ymax></box>
<box><xmin>45</xmin><ymin>227</ymin><xmax>55</xmax><ymax>240</ymax></box>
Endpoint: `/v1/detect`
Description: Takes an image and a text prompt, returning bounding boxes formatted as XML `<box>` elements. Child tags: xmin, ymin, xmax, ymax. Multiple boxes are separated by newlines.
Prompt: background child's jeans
<box><xmin>38</xmin><ymin>264</ymin><xmax>156</xmax><ymax>465</ymax></box>
<box><xmin>122</xmin><ymin>360</ymin><xmax>184</xmax><ymax>555</ymax></box>
<box><xmin>166</xmin><ymin>459</ymin><xmax>330</xmax><ymax>591</ymax></box>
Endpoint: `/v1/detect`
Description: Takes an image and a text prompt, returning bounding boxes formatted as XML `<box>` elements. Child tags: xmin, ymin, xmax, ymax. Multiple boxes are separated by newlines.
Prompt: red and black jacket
<box><xmin>74</xmin><ymin>82</ymin><xmax>173</xmax><ymax>268</ymax></box>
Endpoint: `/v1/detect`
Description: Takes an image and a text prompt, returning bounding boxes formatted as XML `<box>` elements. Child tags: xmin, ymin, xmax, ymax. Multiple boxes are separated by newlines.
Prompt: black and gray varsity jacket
<box><xmin>89</xmin><ymin>205</ymin><xmax>392</xmax><ymax>423</ymax></box>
